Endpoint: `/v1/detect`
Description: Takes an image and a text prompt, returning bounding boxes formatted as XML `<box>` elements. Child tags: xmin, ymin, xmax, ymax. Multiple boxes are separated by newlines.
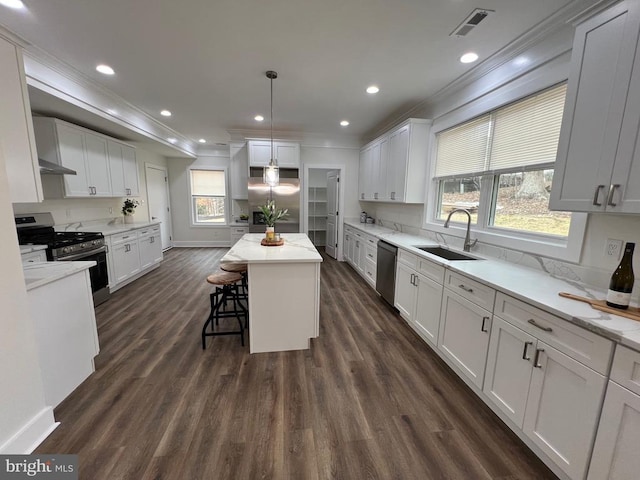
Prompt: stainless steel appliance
<box><xmin>15</xmin><ymin>212</ymin><xmax>110</xmax><ymax>306</ymax></box>
<box><xmin>376</xmin><ymin>240</ymin><xmax>397</xmax><ymax>307</ymax></box>
<box><xmin>248</xmin><ymin>167</ymin><xmax>300</xmax><ymax>233</ymax></box>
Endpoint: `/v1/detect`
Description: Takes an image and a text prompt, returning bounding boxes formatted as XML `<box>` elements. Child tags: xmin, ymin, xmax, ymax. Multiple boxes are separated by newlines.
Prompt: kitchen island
<box><xmin>221</xmin><ymin>233</ymin><xmax>322</xmax><ymax>353</ymax></box>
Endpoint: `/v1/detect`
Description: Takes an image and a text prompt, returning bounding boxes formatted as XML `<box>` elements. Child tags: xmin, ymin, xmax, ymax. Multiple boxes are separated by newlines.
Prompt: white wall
<box><xmin>12</xmin><ymin>145</ymin><xmax>167</xmax><ymax>225</ymax></box>
<box><xmin>0</xmin><ymin>144</ymin><xmax>55</xmax><ymax>453</ymax></box>
<box><xmin>168</xmin><ymin>154</ymin><xmax>231</xmax><ymax>246</ymax></box>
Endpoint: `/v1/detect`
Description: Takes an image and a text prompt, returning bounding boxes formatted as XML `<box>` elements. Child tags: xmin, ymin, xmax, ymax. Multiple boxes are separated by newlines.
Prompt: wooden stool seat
<box><xmin>220</xmin><ymin>263</ymin><xmax>248</xmax><ymax>273</ymax></box>
<box><xmin>206</xmin><ymin>271</ymin><xmax>243</xmax><ymax>286</ymax></box>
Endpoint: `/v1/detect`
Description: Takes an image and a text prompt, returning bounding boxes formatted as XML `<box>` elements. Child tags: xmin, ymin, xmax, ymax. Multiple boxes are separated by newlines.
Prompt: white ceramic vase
<box><xmin>124</xmin><ymin>215</ymin><xmax>135</xmax><ymax>224</ymax></box>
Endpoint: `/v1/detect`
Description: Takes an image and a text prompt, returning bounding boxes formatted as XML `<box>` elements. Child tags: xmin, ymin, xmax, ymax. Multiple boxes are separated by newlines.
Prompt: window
<box><xmin>433</xmin><ymin>83</ymin><xmax>572</xmax><ymax>239</ymax></box>
<box><xmin>190</xmin><ymin>169</ymin><xmax>227</xmax><ymax>225</ymax></box>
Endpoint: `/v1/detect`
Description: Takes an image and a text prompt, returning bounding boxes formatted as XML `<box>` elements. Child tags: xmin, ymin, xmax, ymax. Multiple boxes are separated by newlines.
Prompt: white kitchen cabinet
<box><xmin>358</xmin><ymin>118</ymin><xmax>431</xmax><ymax>204</ymax></box>
<box><xmin>588</xmin><ymin>345</ymin><xmax>640</xmax><ymax>479</ymax></box>
<box><xmin>0</xmin><ymin>36</ymin><xmax>43</xmax><ymax>203</ymax></box>
<box><xmin>395</xmin><ymin>261</ymin><xmax>418</xmax><ymax>321</ymax></box>
<box><xmin>138</xmin><ymin>225</ymin><xmax>163</xmax><ymax>270</ymax></box>
<box><xmin>111</xmin><ymin>232</ymin><xmax>141</xmax><ymax>284</ymax></box>
<box><xmin>343</xmin><ymin>226</ymin><xmax>353</xmax><ymax>263</ymax></box>
<box><xmin>523</xmin><ymin>341</ymin><xmax>606</xmax><ymax>480</ymax></box>
<box><xmin>247</xmin><ymin>140</ymin><xmax>300</xmax><ymax>168</ymax></box>
<box><xmin>230</xmin><ymin>142</ymin><xmax>249</xmax><ymax>199</ymax></box>
<box><xmin>484</xmin><ymin>316</ymin><xmax>536</xmax><ymax>428</ymax></box>
<box><xmin>551</xmin><ymin>0</ymin><xmax>640</xmax><ymax>213</ymax></box>
<box><xmin>34</xmin><ymin>117</ymin><xmax>118</xmax><ymax>198</ymax></box>
<box><xmin>109</xmin><ymin>140</ymin><xmax>139</xmax><ymax>197</ymax></box>
<box><xmin>438</xmin><ymin>287</ymin><xmax>493</xmax><ymax>389</ymax></box>
<box><xmin>230</xmin><ymin>226</ymin><xmax>248</xmax><ymax>246</ymax></box>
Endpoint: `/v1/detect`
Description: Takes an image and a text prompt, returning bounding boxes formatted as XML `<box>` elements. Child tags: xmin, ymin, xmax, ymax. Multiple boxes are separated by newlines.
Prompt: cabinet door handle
<box><xmin>481</xmin><ymin>316</ymin><xmax>490</xmax><ymax>333</ymax></box>
<box><xmin>593</xmin><ymin>185</ymin><xmax>604</xmax><ymax>206</ymax></box>
<box><xmin>522</xmin><ymin>341</ymin><xmax>533</xmax><ymax>360</ymax></box>
<box><xmin>410</xmin><ymin>273</ymin><xmax>414</xmax><ymax>285</ymax></box>
<box><xmin>126</xmin><ymin>188</ymin><xmax>131</xmax><ymax>195</ymax></box>
<box><xmin>528</xmin><ymin>319</ymin><xmax>552</xmax><ymax>332</ymax></box>
<box><xmin>533</xmin><ymin>348</ymin><xmax>545</xmax><ymax>368</ymax></box>
<box><xmin>150</xmin><ymin>237</ymin><xmax>154</xmax><ymax>243</ymax></box>
<box><xmin>367</xmin><ymin>253</ymin><xmax>373</xmax><ymax>258</ymax></box>
<box><xmin>391</xmin><ymin>192</ymin><xmax>395</xmax><ymax>200</ymax></box>
<box><xmin>374</xmin><ymin>193</ymin><xmax>378</xmax><ymax>199</ymax></box>
<box><xmin>607</xmin><ymin>184</ymin><xmax>620</xmax><ymax>207</ymax></box>
<box><xmin>458</xmin><ymin>284</ymin><xmax>474</xmax><ymax>293</ymax></box>
<box><xmin>361</xmin><ymin>193</ymin><xmax>364</xmax><ymax>199</ymax></box>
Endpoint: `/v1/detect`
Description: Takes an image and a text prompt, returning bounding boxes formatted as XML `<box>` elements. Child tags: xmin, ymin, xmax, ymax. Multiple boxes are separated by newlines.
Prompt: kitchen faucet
<box><xmin>443</xmin><ymin>209</ymin><xmax>477</xmax><ymax>252</ymax></box>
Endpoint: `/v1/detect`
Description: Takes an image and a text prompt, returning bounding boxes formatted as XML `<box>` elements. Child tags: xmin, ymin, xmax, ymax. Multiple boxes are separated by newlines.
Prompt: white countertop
<box><xmin>23</xmin><ymin>261</ymin><xmax>96</xmax><ymax>290</ymax></box>
<box><xmin>20</xmin><ymin>244</ymin><xmax>48</xmax><ymax>255</ymax></box>
<box><xmin>344</xmin><ymin>219</ymin><xmax>640</xmax><ymax>351</ymax></box>
<box><xmin>222</xmin><ymin>233</ymin><xmax>323</xmax><ymax>264</ymax></box>
<box><xmin>56</xmin><ymin>220</ymin><xmax>161</xmax><ymax>236</ymax></box>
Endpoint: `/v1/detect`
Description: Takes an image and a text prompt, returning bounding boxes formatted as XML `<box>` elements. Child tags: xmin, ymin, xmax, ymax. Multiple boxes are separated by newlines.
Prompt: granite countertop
<box><xmin>222</xmin><ymin>233</ymin><xmax>323</xmax><ymax>264</ymax></box>
<box><xmin>344</xmin><ymin>219</ymin><xmax>640</xmax><ymax>351</ymax></box>
<box><xmin>56</xmin><ymin>220</ymin><xmax>161</xmax><ymax>236</ymax></box>
<box><xmin>20</xmin><ymin>244</ymin><xmax>48</xmax><ymax>255</ymax></box>
<box><xmin>23</xmin><ymin>261</ymin><xmax>96</xmax><ymax>291</ymax></box>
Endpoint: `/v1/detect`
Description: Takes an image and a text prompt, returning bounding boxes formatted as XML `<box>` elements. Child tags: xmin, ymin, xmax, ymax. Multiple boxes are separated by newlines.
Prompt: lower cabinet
<box><xmin>486</xmin><ymin>293</ymin><xmax>611</xmax><ymax>480</ymax></box>
<box><xmin>230</xmin><ymin>226</ymin><xmax>249</xmax><ymax>246</ymax></box>
<box><xmin>343</xmin><ymin>225</ymin><xmax>377</xmax><ymax>286</ymax></box>
<box><xmin>438</xmin><ymin>288</ymin><xmax>492</xmax><ymax>389</ymax></box>
<box><xmin>106</xmin><ymin>225</ymin><xmax>163</xmax><ymax>291</ymax></box>
<box><xmin>588</xmin><ymin>345</ymin><xmax>640</xmax><ymax>479</ymax></box>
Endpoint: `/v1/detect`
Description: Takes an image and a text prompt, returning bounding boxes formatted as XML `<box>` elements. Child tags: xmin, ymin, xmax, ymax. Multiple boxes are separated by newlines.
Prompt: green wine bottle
<box><xmin>606</xmin><ymin>242</ymin><xmax>635</xmax><ymax>309</ymax></box>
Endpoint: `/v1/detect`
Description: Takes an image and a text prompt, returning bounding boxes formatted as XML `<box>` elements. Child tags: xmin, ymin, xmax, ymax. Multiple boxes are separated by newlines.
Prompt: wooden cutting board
<box><xmin>558</xmin><ymin>292</ymin><xmax>640</xmax><ymax>322</ymax></box>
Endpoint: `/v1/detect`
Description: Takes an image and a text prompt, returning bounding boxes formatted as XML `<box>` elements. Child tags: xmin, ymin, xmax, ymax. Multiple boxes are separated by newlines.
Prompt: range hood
<box><xmin>38</xmin><ymin>158</ymin><xmax>77</xmax><ymax>175</ymax></box>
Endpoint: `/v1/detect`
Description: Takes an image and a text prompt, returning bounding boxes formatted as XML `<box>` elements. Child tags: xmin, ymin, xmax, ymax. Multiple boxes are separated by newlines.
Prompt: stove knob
<box><xmin>63</xmin><ymin>247</ymin><xmax>71</xmax><ymax>254</ymax></box>
<box><xmin>92</xmin><ymin>240</ymin><xmax>98</xmax><ymax>246</ymax></box>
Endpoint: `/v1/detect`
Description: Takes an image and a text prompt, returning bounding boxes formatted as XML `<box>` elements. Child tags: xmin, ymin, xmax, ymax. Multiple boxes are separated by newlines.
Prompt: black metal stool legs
<box><xmin>201</xmin><ymin>283</ymin><xmax>248</xmax><ymax>349</ymax></box>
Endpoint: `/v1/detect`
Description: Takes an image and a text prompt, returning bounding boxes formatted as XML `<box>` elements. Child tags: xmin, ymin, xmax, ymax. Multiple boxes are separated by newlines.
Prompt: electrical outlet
<box><xmin>605</xmin><ymin>238</ymin><xmax>623</xmax><ymax>259</ymax></box>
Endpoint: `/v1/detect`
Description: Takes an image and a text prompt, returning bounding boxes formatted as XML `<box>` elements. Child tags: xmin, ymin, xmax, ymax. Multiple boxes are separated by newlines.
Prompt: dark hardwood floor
<box><xmin>36</xmin><ymin>247</ymin><xmax>557</xmax><ymax>479</ymax></box>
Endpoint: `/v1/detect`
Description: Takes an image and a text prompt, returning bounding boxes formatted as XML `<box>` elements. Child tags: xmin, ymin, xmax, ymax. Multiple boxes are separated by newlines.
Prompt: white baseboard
<box><xmin>171</xmin><ymin>241</ymin><xmax>230</xmax><ymax>248</ymax></box>
<box><xmin>0</xmin><ymin>407</ymin><xmax>58</xmax><ymax>454</ymax></box>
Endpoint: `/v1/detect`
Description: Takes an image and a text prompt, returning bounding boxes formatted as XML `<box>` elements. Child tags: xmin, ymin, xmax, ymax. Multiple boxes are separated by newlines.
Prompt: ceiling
<box><xmin>0</xmin><ymin>0</ymin><xmax>600</xmax><ymax>150</ymax></box>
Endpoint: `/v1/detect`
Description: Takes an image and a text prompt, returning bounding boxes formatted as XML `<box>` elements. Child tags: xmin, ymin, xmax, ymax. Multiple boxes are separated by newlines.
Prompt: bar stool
<box><xmin>220</xmin><ymin>263</ymin><xmax>248</xmax><ymax>302</ymax></box>
<box><xmin>201</xmin><ymin>271</ymin><xmax>248</xmax><ymax>349</ymax></box>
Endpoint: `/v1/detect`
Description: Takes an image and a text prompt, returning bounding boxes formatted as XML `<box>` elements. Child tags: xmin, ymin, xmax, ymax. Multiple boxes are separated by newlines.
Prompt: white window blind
<box><xmin>191</xmin><ymin>170</ymin><xmax>226</xmax><ymax>196</ymax></box>
<box><xmin>434</xmin><ymin>83</ymin><xmax>567</xmax><ymax>179</ymax></box>
<box><xmin>490</xmin><ymin>84</ymin><xmax>567</xmax><ymax>173</ymax></box>
<box><xmin>435</xmin><ymin>114</ymin><xmax>491</xmax><ymax>178</ymax></box>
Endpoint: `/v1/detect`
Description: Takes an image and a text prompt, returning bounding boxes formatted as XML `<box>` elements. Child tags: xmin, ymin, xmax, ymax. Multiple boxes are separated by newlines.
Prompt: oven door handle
<box><xmin>56</xmin><ymin>246</ymin><xmax>107</xmax><ymax>261</ymax></box>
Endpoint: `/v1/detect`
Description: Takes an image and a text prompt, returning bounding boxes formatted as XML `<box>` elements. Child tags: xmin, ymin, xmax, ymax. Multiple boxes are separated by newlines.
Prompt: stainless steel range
<box><xmin>15</xmin><ymin>212</ymin><xmax>110</xmax><ymax>305</ymax></box>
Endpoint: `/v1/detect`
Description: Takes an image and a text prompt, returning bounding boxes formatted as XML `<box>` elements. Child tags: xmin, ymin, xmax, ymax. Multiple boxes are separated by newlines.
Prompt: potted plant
<box><xmin>122</xmin><ymin>198</ymin><xmax>139</xmax><ymax>224</ymax></box>
<box><xmin>258</xmin><ymin>200</ymin><xmax>288</xmax><ymax>240</ymax></box>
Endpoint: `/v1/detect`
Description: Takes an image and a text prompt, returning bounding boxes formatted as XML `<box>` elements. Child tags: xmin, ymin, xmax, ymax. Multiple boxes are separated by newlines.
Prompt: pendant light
<box><xmin>263</xmin><ymin>70</ymin><xmax>279</xmax><ymax>187</ymax></box>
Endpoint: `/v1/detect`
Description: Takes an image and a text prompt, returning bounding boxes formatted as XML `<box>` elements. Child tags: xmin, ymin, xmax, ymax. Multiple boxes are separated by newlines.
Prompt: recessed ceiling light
<box><xmin>167</xmin><ymin>138</ymin><xmax>177</xmax><ymax>144</ymax></box>
<box><xmin>254</xmin><ymin>115</ymin><xmax>264</xmax><ymax>122</ymax></box>
<box><xmin>160</xmin><ymin>110</ymin><xmax>172</xmax><ymax>117</ymax></box>
<box><xmin>340</xmin><ymin>120</ymin><xmax>350</xmax><ymax>127</ymax></box>
<box><xmin>460</xmin><ymin>52</ymin><xmax>479</xmax><ymax>64</ymax></box>
<box><xmin>198</xmin><ymin>139</ymin><xmax>206</xmax><ymax>144</ymax></box>
<box><xmin>96</xmin><ymin>64</ymin><xmax>115</xmax><ymax>75</ymax></box>
<box><xmin>0</xmin><ymin>0</ymin><xmax>25</xmax><ymax>9</ymax></box>
<box><xmin>366</xmin><ymin>85</ymin><xmax>380</xmax><ymax>94</ymax></box>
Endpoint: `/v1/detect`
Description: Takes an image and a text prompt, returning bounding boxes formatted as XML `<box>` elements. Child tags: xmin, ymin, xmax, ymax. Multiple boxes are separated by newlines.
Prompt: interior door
<box><xmin>325</xmin><ymin>170</ymin><xmax>339</xmax><ymax>258</ymax></box>
<box><xmin>146</xmin><ymin>164</ymin><xmax>172</xmax><ymax>250</ymax></box>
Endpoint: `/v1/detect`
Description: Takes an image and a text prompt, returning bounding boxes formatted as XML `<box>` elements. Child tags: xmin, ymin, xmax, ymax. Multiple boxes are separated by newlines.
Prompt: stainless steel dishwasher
<box><xmin>376</xmin><ymin>240</ymin><xmax>397</xmax><ymax>306</ymax></box>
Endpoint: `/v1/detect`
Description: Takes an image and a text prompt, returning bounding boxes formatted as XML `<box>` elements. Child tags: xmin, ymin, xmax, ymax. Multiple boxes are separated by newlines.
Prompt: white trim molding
<box><xmin>0</xmin><ymin>407</ymin><xmax>57</xmax><ymax>454</ymax></box>
<box><xmin>172</xmin><ymin>241</ymin><xmax>230</xmax><ymax>248</ymax></box>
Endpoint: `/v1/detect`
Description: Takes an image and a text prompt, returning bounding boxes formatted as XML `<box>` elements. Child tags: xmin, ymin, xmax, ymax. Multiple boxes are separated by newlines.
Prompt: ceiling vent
<box><xmin>450</xmin><ymin>8</ymin><xmax>494</xmax><ymax>37</ymax></box>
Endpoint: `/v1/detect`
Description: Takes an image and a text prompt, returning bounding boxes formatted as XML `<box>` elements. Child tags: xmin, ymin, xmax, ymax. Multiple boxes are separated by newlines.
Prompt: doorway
<box><xmin>145</xmin><ymin>164</ymin><xmax>173</xmax><ymax>251</ymax></box>
<box><xmin>304</xmin><ymin>165</ymin><xmax>345</xmax><ymax>260</ymax></box>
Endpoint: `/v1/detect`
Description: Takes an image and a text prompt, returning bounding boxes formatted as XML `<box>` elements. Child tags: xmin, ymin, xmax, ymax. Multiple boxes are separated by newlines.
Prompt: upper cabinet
<box><xmin>0</xmin><ymin>36</ymin><xmax>43</xmax><ymax>203</ymax></box>
<box><xmin>358</xmin><ymin>118</ymin><xmax>431</xmax><ymax>204</ymax></box>
<box><xmin>230</xmin><ymin>142</ymin><xmax>249</xmax><ymax>199</ymax></box>
<box><xmin>33</xmin><ymin>117</ymin><xmax>138</xmax><ymax>198</ymax></box>
<box><xmin>247</xmin><ymin>140</ymin><xmax>300</xmax><ymax>168</ymax></box>
<box><xmin>551</xmin><ymin>0</ymin><xmax>640</xmax><ymax>213</ymax></box>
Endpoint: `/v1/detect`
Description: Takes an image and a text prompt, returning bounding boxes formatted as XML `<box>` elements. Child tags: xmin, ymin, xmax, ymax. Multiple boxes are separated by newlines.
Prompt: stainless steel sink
<box><xmin>416</xmin><ymin>246</ymin><xmax>480</xmax><ymax>261</ymax></box>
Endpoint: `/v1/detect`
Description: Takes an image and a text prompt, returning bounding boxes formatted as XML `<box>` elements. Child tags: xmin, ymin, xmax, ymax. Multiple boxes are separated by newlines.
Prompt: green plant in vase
<box><xmin>122</xmin><ymin>198</ymin><xmax>139</xmax><ymax>223</ymax></box>
<box><xmin>259</xmin><ymin>200</ymin><xmax>288</xmax><ymax>240</ymax></box>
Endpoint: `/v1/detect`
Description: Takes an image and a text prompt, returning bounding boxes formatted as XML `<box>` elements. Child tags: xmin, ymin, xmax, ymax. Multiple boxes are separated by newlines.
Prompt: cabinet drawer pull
<box><xmin>458</xmin><ymin>284</ymin><xmax>474</xmax><ymax>293</ymax></box>
<box><xmin>533</xmin><ymin>348</ymin><xmax>545</xmax><ymax>368</ymax></box>
<box><xmin>481</xmin><ymin>316</ymin><xmax>490</xmax><ymax>333</ymax></box>
<box><xmin>527</xmin><ymin>319</ymin><xmax>552</xmax><ymax>332</ymax></box>
<box><xmin>522</xmin><ymin>341</ymin><xmax>533</xmax><ymax>360</ymax></box>
<box><xmin>122</xmin><ymin>236</ymin><xmax>130</xmax><ymax>239</ymax></box>
<box><xmin>607</xmin><ymin>184</ymin><xmax>620</xmax><ymax>207</ymax></box>
<box><xmin>593</xmin><ymin>185</ymin><xmax>604</xmax><ymax>206</ymax></box>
